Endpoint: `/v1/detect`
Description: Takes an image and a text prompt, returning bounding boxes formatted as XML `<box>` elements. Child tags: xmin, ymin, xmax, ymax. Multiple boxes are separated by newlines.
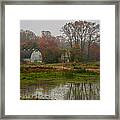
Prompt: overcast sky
<box><xmin>20</xmin><ymin>20</ymin><xmax>99</xmax><ymax>37</ymax></box>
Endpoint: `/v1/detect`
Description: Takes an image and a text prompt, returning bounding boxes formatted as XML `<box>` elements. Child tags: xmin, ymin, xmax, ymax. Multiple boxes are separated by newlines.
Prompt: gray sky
<box><xmin>20</xmin><ymin>20</ymin><xmax>99</xmax><ymax>37</ymax></box>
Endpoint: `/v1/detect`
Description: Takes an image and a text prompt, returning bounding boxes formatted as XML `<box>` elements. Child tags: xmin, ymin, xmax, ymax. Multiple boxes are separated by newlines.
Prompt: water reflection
<box><xmin>20</xmin><ymin>82</ymin><xmax>100</xmax><ymax>100</ymax></box>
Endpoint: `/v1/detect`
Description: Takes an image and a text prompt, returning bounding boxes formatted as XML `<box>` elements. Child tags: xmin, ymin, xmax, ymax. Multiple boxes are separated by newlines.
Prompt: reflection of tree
<box><xmin>65</xmin><ymin>83</ymin><xmax>100</xmax><ymax>100</ymax></box>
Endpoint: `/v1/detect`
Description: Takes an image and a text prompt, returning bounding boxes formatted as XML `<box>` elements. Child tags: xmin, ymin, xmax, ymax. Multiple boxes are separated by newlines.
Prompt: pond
<box><xmin>20</xmin><ymin>80</ymin><xmax>100</xmax><ymax>100</ymax></box>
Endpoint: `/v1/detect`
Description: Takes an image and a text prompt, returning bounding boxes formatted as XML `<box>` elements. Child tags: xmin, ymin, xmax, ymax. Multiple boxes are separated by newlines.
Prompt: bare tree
<box><xmin>61</xmin><ymin>20</ymin><xmax>100</xmax><ymax>62</ymax></box>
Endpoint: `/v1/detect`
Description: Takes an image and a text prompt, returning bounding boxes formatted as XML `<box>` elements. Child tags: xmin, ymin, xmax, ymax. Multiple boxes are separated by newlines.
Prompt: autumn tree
<box><xmin>20</xmin><ymin>30</ymin><xmax>39</xmax><ymax>62</ymax></box>
<box><xmin>61</xmin><ymin>20</ymin><xmax>100</xmax><ymax>62</ymax></box>
<box><xmin>38</xmin><ymin>33</ymin><xmax>61</xmax><ymax>63</ymax></box>
<box><xmin>89</xmin><ymin>42</ymin><xmax>100</xmax><ymax>61</ymax></box>
<box><xmin>20</xmin><ymin>29</ymin><xmax>38</xmax><ymax>41</ymax></box>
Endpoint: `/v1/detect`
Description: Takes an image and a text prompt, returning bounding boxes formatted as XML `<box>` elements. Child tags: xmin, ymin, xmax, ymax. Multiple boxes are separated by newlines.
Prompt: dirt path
<box><xmin>86</xmin><ymin>68</ymin><xmax>100</xmax><ymax>73</ymax></box>
<box><xmin>54</xmin><ymin>66</ymin><xmax>71</xmax><ymax>70</ymax></box>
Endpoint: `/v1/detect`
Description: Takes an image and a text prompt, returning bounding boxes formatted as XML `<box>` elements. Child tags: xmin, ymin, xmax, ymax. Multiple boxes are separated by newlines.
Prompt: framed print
<box><xmin>0</xmin><ymin>0</ymin><xmax>119</xmax><ymax>119</ymax></box>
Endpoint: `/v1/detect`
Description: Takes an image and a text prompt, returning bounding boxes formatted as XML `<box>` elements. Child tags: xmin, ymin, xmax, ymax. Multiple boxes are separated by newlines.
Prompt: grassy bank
<box><xmin>20</xmin><ymin>62</ymin><xmax>100</xmax><ymax>88</ymax></box>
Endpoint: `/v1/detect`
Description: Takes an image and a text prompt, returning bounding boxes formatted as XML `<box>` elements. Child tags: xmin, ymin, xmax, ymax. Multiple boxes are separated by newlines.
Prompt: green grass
<box><xmin>21</xmin><ymin>71</ymin><xmax>99</xmax><ymax>87</ymax></box>
<box><xmin>20</xmin><ymin>62</ymin><xmax>100</xmax><ymax>88</ymax></box>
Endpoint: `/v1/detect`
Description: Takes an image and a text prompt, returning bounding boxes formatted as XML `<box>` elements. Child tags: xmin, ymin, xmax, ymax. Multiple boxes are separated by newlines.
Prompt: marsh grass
<box><xmin>20</xmin><ymin>62</ymin><xmax>100</xmax><ymax>100</ymax></box>
<box><xmin>20</xmin><ymin>62</ymin><xmax>100</xmax><ymax>86</ymax></box>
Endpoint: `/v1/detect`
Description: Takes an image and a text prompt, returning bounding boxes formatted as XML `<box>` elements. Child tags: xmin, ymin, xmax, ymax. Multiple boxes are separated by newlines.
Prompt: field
<box><xmin>20</xmin><ymin>20</ymin><xmax>100</xmax><ymax>100</ymax></box>
<box><xmin>20</xmin><ymin>62</ymin><xmax>100</xmax><ymax>100</ymax></box>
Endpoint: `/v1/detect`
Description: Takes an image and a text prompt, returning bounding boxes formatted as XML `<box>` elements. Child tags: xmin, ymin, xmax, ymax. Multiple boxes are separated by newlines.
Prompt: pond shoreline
<box><xmin>20</xmin><ymin>62</ymin><xmax>100</xmax><ymax>100</ymax></box>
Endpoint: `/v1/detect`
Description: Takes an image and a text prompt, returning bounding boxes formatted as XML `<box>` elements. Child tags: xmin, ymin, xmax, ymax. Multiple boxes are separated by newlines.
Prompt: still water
<box><xmin>20</xmin><ymin>80</ymin><xmax>100</xmax><ymax>100</ymax></box>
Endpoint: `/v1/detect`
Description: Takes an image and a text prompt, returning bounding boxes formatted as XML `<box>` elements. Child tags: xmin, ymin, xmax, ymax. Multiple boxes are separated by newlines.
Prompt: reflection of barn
<box><xmin>61</xmin><ymin>51</ymin><xmax>70</xmax><ymax>63</ymax></box>
<box><xmin>31</xmin><ymin>50</ymin><xmax>42</xmax><ymax>62</ymax></box>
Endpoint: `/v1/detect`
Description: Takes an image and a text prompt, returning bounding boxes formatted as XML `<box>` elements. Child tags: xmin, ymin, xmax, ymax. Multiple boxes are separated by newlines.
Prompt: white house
<box><xmin>31</xmin><ymin>50</ymin><xmax>42</xmax><ymax>62</ymax></box>
<box><xmin>61</xmin><ymin>51</ymin><xmax>70</xmax><ymax>63</ymax></box>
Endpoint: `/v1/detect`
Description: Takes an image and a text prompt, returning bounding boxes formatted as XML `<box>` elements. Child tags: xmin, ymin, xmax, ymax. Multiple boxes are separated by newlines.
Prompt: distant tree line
<box><xmin>20</xmin><ymin>20</ymin><xmax>100</xmax><ymax>63</ymax></box>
